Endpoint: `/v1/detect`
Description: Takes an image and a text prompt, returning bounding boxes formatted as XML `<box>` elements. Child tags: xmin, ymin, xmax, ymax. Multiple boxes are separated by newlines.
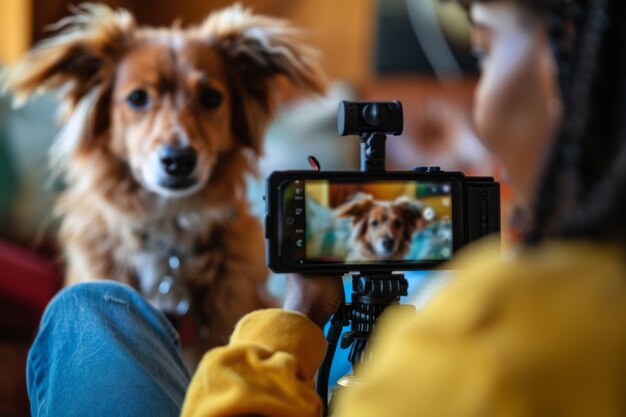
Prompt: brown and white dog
<box><xmin>2</xmin><ymin>4</ymin><xmax>326</xmax><ymax>350</ymax></box>
<box><xmin>336</xmin><ymin>194</ymin><xmax>434</xmax><ymax>262</ymax></box>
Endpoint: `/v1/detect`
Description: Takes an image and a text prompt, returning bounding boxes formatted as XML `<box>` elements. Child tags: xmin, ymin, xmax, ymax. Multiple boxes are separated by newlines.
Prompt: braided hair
<box><xmin>458</xmin><ymin>0</ymin><xmax>626</xmax><ymax>246</ymax></box>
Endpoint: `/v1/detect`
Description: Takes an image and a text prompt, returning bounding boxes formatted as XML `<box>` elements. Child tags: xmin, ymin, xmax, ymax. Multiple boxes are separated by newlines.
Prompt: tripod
<box><xmin>316</xmin><ymin>115</ymin><xmax>414</xmax><ymax>414</ymax></box>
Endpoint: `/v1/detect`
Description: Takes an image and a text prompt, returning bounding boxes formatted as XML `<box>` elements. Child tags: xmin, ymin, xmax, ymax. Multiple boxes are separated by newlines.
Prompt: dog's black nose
<box><xmin>159</xmin><ymin>145</ymin><xmax>197</xmax><ymax>178</ymax></box>
<box><xmin>382</xmin><ymin>237</ymin><xmax>395</xmax><ymax>252</ymax></box>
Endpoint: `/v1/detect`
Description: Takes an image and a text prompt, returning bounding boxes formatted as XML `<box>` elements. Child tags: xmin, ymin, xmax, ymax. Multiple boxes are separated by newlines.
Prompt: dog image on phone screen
<box><xmin>335</xmin><ymin>193</ymin><xmax>435</xmax><ymax>262</ymax></box>
<box><xmin>2</xmin><ymin>3</ymin><xmax>326</xmax><ymax>353</ymax></box>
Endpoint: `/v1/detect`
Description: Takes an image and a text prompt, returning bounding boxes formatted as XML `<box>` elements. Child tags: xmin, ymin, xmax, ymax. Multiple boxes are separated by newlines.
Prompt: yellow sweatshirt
<box><xmin>181</xmin><ymin>240</ymin><xmax>626</xmax><ymax>417</ymax></box>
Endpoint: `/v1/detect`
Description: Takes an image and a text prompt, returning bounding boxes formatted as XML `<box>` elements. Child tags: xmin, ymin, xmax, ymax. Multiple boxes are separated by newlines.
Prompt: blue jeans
<box><xmin>27</xmin><ymin>281</ymin><xmax>191</xmax><ymax>417</ymax></box>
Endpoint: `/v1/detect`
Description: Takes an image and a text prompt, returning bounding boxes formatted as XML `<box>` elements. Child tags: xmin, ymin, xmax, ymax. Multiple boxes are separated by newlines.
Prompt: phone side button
<box><xmin>264</xmin><ymin>216</ymin><xmax>270</xmax><ymax>238</ymax></box>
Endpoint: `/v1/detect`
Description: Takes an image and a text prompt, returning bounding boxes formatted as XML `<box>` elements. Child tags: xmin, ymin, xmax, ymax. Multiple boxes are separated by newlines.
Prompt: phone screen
<box><xmin>280</xmin><ymin>179</ymin><xmax>453</xmax><ymax>265</ymax></box>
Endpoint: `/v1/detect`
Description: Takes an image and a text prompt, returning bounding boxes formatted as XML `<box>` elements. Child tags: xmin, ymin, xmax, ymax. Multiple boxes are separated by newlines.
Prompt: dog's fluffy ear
<box><xmin>198</xmin><ymin>4</ymin><xmax>328</xmax><ymax>154</ymax></box>
<box><xmin>1</xmin><ymin>4</ymin><xmax>136</xmax><ymax>172</ymax></box>
<box><xmin>1</xmin><ymin>3</ymin><xmax>135</xmax><ymax>112</ymax></box>
<box><xmin>394</xmin><ymin>196</ymin><xmax>434</xmax><ymax>240</ymax></box>
<box><xmin>335</xmin><ymin>193</ymin><xmax>374</xmax><ymax>223</ymax></box>
<box><xmin>395</xmin><ymin>196</ymin><xmax>435</xmax><ymax>223</ymax></box>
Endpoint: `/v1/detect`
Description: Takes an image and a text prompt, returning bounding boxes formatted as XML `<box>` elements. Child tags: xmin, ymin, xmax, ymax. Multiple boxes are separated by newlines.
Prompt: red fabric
<box><xmin>0</xmin><ymin>240</ymin><xmax>62</xmax><ymax>334</ymax></box>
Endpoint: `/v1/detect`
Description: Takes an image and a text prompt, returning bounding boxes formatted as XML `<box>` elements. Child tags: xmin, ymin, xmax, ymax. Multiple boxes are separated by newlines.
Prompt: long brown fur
<box><xmin>1</xmin><ymin>3</ymin><xmax>327</xmax><ymax>353</ymax></box>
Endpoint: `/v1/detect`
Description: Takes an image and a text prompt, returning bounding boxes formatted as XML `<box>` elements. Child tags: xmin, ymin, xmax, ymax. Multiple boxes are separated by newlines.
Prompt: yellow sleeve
<box><xmin>180</xmin><ymin>309</ymin><xmax>326</xmax><ymax>417</ymax></box>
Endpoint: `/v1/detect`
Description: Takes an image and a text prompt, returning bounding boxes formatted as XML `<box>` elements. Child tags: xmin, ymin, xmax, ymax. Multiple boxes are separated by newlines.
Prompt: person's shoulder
<box><xmin>364</xmin><ymin>241</ymin><xmax>626</xmax><ymax>417</ymax></box>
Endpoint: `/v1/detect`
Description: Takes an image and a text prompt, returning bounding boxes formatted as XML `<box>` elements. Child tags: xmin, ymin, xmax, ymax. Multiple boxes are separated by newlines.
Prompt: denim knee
<box><xmin>42</xmin><ymin>280</ymin><xmax>180</xmax><ymax>344</ymax></box>
<box><xmin>45</xmin><ymin>281</ymin><xmax>138</xmax><ymax>315</ymax></box>
<box><xmin>28</xmin><ymin>281</ymin><xmax>190</xmax><ymax>416</ymax></box>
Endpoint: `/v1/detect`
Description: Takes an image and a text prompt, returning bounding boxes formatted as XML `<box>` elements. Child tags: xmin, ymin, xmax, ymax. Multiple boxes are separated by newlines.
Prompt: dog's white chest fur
<box><xmin>130</xmin><ymin>203</ymin><xmax>230</xmax><ymax>312</ymax></box>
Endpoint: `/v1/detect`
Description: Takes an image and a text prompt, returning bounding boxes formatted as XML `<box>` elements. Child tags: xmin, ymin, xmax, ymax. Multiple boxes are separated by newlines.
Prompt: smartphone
<box><xmin>265</xmin><ymin>170</ymin><xmax>500</xmax><ymax>273</ymax></box>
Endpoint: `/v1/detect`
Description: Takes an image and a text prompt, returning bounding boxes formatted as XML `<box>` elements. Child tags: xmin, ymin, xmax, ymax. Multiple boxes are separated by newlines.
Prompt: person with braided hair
<box><xmin>25</xmin><ymin>1</ymin><xmax>626</xmax><ymax>416</ymax></box>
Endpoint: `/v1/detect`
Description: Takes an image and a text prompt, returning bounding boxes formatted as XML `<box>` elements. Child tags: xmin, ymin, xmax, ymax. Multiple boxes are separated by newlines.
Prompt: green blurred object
<box><xmin>0</xmin><ymin>130</ymin><xmax>19</xmax><ymax>217</ymax></box>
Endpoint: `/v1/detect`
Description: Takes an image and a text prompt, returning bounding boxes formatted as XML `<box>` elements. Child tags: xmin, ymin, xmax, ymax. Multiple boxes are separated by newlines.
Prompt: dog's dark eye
<box><xmin>198</xmin><ymin>88</ymin><xmax>223</xmax><ymax>109</ymax></box>
<box><xmin>126</xmin><ymin>89</ymin><xmax>151</xmax><ymax>110</ymax></box>
<box><xmin>370</xmin><ymin>220</ymin><xmax>379</xmax><ymax>228</ymax></box>
<box><xmin>393</xmin><ymin>219</ymin><xmax>403</xmax><ymax>229</ymax></box>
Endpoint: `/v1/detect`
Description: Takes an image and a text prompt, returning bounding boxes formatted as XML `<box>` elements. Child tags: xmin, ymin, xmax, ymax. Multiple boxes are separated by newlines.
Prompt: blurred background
<box><xmin>0</xmin><ymin>0</ymin><xmax>512</xmax><ymax>415</ymax></box>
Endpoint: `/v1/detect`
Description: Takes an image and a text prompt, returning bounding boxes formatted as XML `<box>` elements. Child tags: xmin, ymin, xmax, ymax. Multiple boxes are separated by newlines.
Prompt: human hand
<box><xmin>283</xmin><ymin>274</ymin><xmax>344</xmax><ymax>329</ymax></box>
